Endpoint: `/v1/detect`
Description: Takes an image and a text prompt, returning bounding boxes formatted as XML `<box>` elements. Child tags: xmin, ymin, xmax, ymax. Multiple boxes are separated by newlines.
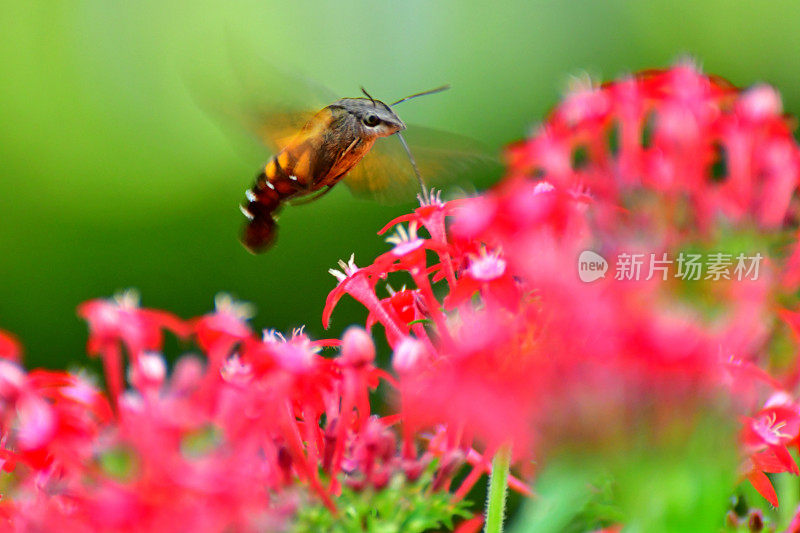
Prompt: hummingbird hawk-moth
<box><xmin>187</xmin><ymin>50</ymin><xmax>495</xmax><ymax>253</ymax></box>
<box><xmin>239</xmin><ymin>86</ymin><xmax>451</xmax><ymax>253</ymax></box>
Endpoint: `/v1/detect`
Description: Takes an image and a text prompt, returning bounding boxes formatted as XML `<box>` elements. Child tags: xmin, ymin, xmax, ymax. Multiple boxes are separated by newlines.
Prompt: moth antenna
<box><xmin>396</xmin><ymin>132</ymin><xmax>429</xmax><ymax>203</ymax></box>
<box><xmin>360</xmin><ymin>86</ymin><xmax>377</xmax><ymax>107</ymax></box>
<box><xmin>391</xmin><ymin>84</ymin><xmax>450</xmax><ymax>106</ymax></box>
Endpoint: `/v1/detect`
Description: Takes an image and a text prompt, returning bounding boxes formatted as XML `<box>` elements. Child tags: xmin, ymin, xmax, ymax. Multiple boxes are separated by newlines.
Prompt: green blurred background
<box><xmin>2</xmin><ymin>0</ymin><xmax>800</xmax><ymax>368</ymax></box>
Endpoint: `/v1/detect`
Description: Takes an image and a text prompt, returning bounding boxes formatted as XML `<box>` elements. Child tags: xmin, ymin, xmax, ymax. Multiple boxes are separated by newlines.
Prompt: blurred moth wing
<box><xmin>183</xmin><ymin>38</ymin><xmax>339</xmax><ymax>161</ymax></box>
<box><xmin>245</xmin><ymin>112</ymin><xmax>500</xmax><ymax>204</ymax></box>
<box><xmin>242</xmin><ymin>102</ymin><xmax>499</xmax><ymax>205</ymax></box>
<box><xmin>344</xmin><ymin>124</ymin><xmax>499</xmax><ymax>204</ymax></box>
<box><xmin>187</xmin><ymin>42</ymin><xmax>498</xmax><ymax>251</ymax></box>
<box><xmin>190</xmin><ymin>53</ymin><xmax>496</xmax><ymax>202</ymax></box>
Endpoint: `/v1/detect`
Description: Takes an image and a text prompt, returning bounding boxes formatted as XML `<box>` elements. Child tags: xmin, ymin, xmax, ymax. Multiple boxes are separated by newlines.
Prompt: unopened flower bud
<box><xmin>128</xmin><ymin>352</ymin><xmax>166</xmax><ymax>392</ymax></box>
<box><xmin>738</xmin><ymin>85</ymin><xmax>781</xmax><ymax>121</ymax></box>
<box><xmin>340</xmin><ymin>327</ymin><xmax>375</xmax><ymax>367</ymax></box>
<box><xmin>393</xmin><ymin>337</ymin><xmax>429</xmax><ymax>374</ymax></box>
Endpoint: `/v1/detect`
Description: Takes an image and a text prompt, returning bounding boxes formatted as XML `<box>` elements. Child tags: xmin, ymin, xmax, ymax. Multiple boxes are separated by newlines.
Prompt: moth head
<box><xmin>334</xmin><ymin>97</ymin><xmax>406</xmax><ymax>138</ymax></box>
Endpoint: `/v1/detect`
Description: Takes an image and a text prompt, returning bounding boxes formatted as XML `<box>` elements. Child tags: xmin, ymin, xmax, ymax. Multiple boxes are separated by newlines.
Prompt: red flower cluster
<box><xmin>323</xmin><ymin>63</ymin><xmax>800</xmax><ymax>508</ymax></box>
<box><xmin>0</xmin><ymin>292</ymin><xmax>510</xmax><ymax>531</ymax></box>
<box><xmin>507</xmin><ymin>65</ymin><xmax>799</xmax><ymax>234</ymax></box>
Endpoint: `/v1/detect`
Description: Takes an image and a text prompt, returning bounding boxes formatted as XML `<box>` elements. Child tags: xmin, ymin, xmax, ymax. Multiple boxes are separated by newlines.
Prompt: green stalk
<box><xmin>484</xmin><ymin>444</ymin><xmax>512</xmax><ymax>533</ymax></box>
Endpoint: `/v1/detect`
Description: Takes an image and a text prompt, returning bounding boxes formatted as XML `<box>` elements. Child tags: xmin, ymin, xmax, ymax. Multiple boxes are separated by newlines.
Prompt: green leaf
<box><xmin>293</xmin><ymin>463</ymin><xmax>472</xmax><ymax>533</ymax></box>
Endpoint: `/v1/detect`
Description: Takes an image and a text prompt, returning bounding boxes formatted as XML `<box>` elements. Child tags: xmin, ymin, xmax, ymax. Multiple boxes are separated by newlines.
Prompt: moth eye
<box><xmin>363</xmin><ymin>115</ymin><xmax>381</xmax><ymax>127</ymax></box>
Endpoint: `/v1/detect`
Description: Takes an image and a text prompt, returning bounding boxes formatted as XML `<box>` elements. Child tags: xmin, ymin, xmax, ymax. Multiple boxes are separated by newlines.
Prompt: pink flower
<box><xmin>0</xmin><ymin>296</ymin><xmax>480</xmax><ymax>529</ymax></box>
<box><xmin>324</xmin><ymin>255</ymin><xmax>408</xmax><ymax>347</ymax></box>
<box><xmin>78</xmin><ymin>290</ymin><xmax>187</xmax><ymax>358</ymax></box>
<box><xmin>192</xmin><ymin>294</ymin><xmax>253</xmax><ymax>356</ymax></box>
<box><xmin>78</xmin><ymin>290</ymin><xmax>187</xmax><ymax>402</ymax></box>
<box><xmin>505</xmin><ymin>64</ymin><xmax>799</xmax><ymax>237</ymax></box>
<box><xmin>325</xmin><ymin>65</ymin><xmax>800</xmax><ymax>502</ymax></box>
<box><xmin>739</xmin><ymin>394</ymin><xmax>800</xmax><ymax>506</ymax></box>
<box><xmin>445</xmin><ymin>248</ymin><xmax>520</xmax><ymax>310</ymax></box>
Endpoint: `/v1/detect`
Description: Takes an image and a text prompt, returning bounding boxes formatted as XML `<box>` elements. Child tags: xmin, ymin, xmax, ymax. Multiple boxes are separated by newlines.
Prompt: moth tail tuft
<box><xmin>241</xmin><ymin>212</ymin><xmax>278</xmax><ymax>254</ymax></box>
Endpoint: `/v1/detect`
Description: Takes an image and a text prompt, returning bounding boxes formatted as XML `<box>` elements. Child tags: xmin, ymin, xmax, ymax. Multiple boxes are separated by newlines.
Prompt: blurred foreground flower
<box><xmin>323</xmin><ymin>63</ymin><xmax>800</xmax><ymax>530</ymax></box>
<box><xmin>0</xmin><ymin>296</ymin><xmax>510</xmax><ymax>532</ymax></box>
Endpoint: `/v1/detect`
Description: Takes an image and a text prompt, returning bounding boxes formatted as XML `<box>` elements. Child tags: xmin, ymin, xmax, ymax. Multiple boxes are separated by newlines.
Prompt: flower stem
<box><xmin>484</xmin><ymin>444</ymin><xmax>511</xmax><ymax>533</ymax></box>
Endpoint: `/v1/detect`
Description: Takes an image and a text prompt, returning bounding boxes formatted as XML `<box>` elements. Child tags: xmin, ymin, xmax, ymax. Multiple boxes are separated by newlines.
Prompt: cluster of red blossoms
<box><xmin>3</xmin><ymin>62</ymin><xmax>800</xmax><ymax>530</ymax></box>
<box><xmin>0</xmin><ymin>291</ymin><xmax>521</xmax><ymax>531</ymax></box>
<box><xmin>325</xmin><ymin>63</ymin><xmax>800</xmax><ymax>512</ymax></box>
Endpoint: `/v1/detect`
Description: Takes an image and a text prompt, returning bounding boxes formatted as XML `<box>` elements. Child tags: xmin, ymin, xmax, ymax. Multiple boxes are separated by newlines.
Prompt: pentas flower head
<box><xmin>0</xmin><ymin>367</ymin><xmax>111</xmax><ymax>475</ymax></box>
<box><xmin>263</xmin><ymin>326</ymin><xmax>322</xmax><ymax>374</ymax></box>
<box><xmin>385</xmin><ymin>222</ymin><xmax>425</xmax><ymax>256</ymax></box>
<box><xmin>379</xmin><ymin>189</ymin><xmax>463</xmax><ymax>247</ymax></box>
<box><xmin>740</xmin><ymin>407</ymin><xmax>800</xmax><ymax>506</ymax></box>
<box><xmin>506</xmin><ymin>62</ymin><xmax>800</xmax><ymax>237</ymax></box>
<box><xmin>77</xmin><ymin>290</ymin><xmax>189</xmax><ymax>406</ymax></box>
<box><xmin>445</xmin><ymin>247</ymin><xmax>519</xmax><ymax>310</ymax></box>
<box><xmin>398</xmin><ymin>306</ymin><xmax>540</xmax><ymax>454</ymax></box>
<box><xmin>193</xmin><ymin>293</ymin><xmax>254</xmax><ymax>355</ymax></box>
<box><xmin>314</xmin><ymin>64</ymin><xmax>800</xmax><ymax>517</ymax></box>
<box><xmin>367</xmin><ymin>286</ymin><xmax>419</xmax><ymax>332</ymax></box>
<box><xmin>78</xmin><ymin>290</ymin><xmax>187</xmax><ymax>358</ymax></box>
<box><xmin>375</xmin><ymin>221</ymin><xmax>448</xmax><ymax>278</ymax></box>
<box><xmin>324</xmin><ymin>255</ymin><xmax>409</xmax><ymax>347</ymax></box>
<box><xmin>324</xmin><ymin>255</ymin><xmax>371</xmax><ymax>330</ymax></box>
<box><xmin>0</xmin><ymin>298</ymin><xmax>484</xmax><ymax>531</ymax></box>
<box><xmin>232</xmin><ymin>328</ymin><xmax>339</xmax><ymax>424</ymax></box>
